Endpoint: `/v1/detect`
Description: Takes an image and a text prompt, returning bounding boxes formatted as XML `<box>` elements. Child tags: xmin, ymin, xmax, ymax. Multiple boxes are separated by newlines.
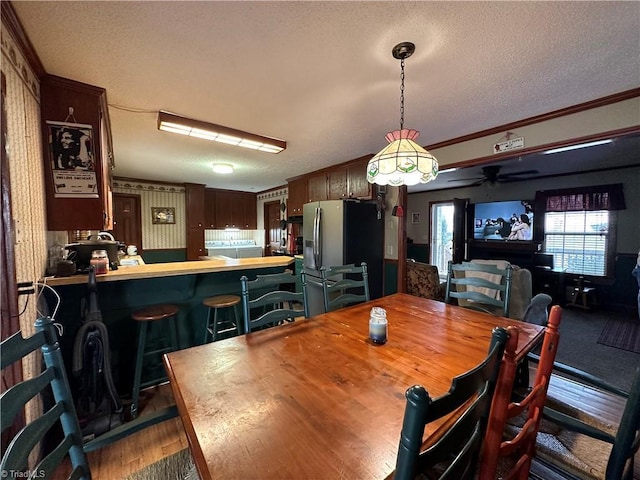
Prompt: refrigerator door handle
<box><xmin>314</xmin><ymin>207</ymin><xmax>322</xmax><ymax>269</ymax></box>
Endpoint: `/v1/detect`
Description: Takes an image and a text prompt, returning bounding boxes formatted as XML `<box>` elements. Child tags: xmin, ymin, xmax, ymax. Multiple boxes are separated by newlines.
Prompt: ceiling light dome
<box><xmin>212</xmin><ymin>163</ymin><xmax>234</xmax><ymax>174</ymax></box>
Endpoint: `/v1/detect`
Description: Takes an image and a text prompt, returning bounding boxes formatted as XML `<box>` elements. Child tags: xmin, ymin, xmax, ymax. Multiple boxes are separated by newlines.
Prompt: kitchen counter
<box><xmin>44</xmin><ymin>255</ymin><xmax>295</xmax><ymax>395</ymax></box>
<box><xmin>44</xmin><ymin>256</ymin><xmax>293</xmax><ymax>286</ymax></box>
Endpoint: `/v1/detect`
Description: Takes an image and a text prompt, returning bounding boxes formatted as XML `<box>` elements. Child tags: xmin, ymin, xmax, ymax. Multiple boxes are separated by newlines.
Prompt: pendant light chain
<box><xmin>399</xmin><ymin>57</ymin><xmax>405</xmax><ymax>130</ymax></box>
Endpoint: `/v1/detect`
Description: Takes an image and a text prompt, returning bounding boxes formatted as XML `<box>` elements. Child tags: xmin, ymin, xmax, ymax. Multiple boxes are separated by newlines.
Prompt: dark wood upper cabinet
<box><xmin>185</xmin><ymin>183</ymin><xmax>205</xmax><ymax>229</ymax></box>
<box><xmin>40</xmin><ymin>75</ymin><xmax>114</xmax><ymax>230</ymax></box>
<box><xmin>214</xmin><ymin>191</ymin><xmax>233</xmax><ymax>228</ymax></box>
<box><xmin>307</xmin><ymin>173</ymin><xmax>328</xmax><ymax>202</ymax></box>
<box><xmin>185</xmin><ymin>183</ymin><xmax>205</xmax><ymax>260</ymax></box>
<box><xmin>242</xmin><ymin>193</ymin><xmax>257</xmax><ymax>229</ymax></box>
<box><xmin>204</xmin><ymin>188</ymin><xmax>216</xmax><ymax>228</ymax></box>
<box><xmin>346</xmin><ymin>156</ymin><xmax>373</xmax><ymax>199</ymax></box>
<box><xmin>287</xmin><ymin>178</ymin><xmax>307</xmax><ymax>216</ymax></box>
<box><xmin>327</xmin><ymin>168</ymin><xmax>348</xmax><ymax>200</ymax></box>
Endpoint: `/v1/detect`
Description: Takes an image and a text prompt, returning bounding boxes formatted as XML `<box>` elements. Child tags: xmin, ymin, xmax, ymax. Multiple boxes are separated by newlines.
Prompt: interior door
<box><xmin>452</xmin><ymin>197</ymin><xmax>469</xmax><ymax>264</ymax></box>
<box><xmin>263</xmin><ymin>200</ymin><xmax>281</xmax><ymax>256</ymax></box>
<box><xmin>113</xmin><ymin>193</ymin><xmax>142</xmax><ymax>253</ymax></box>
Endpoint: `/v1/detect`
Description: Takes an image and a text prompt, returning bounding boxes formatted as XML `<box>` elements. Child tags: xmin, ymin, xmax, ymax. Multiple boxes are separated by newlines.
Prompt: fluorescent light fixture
<box><xmin>158</xmin><ymin>111</ymin><xmax>286</xmax><ymax>154</ymax></box>
<box><xmin>212</xmin><ymin>163</ymin><xmax>234</xmax><ymax>174</ymax></box>
<box><xmin>438</xmin><ymin>167</ymin><xmax>459</xmax><ymax>174</ymax></box>
<box><xmin>543</xmin><ymin>139</ymin><xmax>613</xmax><ymax>155</ymax></box>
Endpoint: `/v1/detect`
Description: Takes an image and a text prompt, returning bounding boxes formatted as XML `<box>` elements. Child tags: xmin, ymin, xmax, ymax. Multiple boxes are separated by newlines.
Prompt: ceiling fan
<box><xmin>451</xmin><ymin>165</ymin><xmax>539</xmax><ymax>186</ymax></box>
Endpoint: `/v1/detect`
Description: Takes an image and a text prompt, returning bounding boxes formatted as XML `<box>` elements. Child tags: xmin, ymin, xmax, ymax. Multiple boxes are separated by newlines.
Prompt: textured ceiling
<box><xmin>11</xmin><ymin>1</ymin><xmax>640</xmax><ymax>193</ymax></box>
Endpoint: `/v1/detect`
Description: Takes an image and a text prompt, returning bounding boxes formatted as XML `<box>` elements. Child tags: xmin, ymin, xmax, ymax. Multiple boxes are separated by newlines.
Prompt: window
<box><xmin>544</xmin><ymin>210</ymin><xmax>612</xmax><ymax>276</ymax></box>
<box><xmin>430</xmin><ymin>202</ymin><xmax>454</xmax><ymax>279</ymax></box>
<box><xmin>536</xmin><ymin>183</ymin><xmax>624</xmax><ymax>278</ymax></box>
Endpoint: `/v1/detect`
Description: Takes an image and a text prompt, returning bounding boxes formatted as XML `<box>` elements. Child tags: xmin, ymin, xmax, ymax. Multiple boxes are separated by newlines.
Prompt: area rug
<box><xmin>597</xmin><ymin>318</ymin><xmax>640</xmax><ymax>354</ymax></box>
<box><xmin>123</xmin><ymin>448</ymin><xmax>200</xmax><ymax>480</ymax></box>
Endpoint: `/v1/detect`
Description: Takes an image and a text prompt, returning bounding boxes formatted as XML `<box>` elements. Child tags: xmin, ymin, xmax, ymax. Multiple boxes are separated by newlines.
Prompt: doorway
<box><xmin>430</xmin><ymin>201</ymin><xmax>454</xmax><ymax>278</ymax></box>
<box><xmin>113</xmin><ymin>194</ymin><xmax>142</xmax><ymax>253</ymax></box>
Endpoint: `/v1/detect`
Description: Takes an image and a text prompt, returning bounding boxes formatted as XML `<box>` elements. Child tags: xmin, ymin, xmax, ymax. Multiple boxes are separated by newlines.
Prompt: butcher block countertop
<box><xmin>44</xmin><ymin>256</ymin><xmax>294</xmax><ymax>287</ymax></box>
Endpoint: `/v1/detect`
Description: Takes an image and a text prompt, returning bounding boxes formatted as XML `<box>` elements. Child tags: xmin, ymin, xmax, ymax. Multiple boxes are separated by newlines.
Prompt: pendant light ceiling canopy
<box><xmin>367</xmin><ymin>42</ymin><xmax>439</xmax><ymax>186</ymax></box>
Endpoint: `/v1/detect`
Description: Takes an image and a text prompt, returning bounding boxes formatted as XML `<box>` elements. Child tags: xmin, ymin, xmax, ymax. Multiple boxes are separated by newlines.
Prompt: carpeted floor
<box><xmin>554</xmin><ymin>306</ymin><xmax>640</xmax><ymax>391</ymax></box>
<box><xmin>597</xmin><ymin>317</ymin><xmax>640</xmax><ymax>354</ymax></box>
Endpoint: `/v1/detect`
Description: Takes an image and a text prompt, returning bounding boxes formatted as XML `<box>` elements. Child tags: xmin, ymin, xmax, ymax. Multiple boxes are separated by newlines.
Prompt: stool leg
<box><xmin>234</xmin><ymin>304</ymin><xmax>242</xmax><ymax>335</ymax></box>
<box><xmin>212</xmin><ymin>308</ymin><xmax>220</xmax><ymax>342</ymax></box>
<box><xmin>131</xmin><ymin>321</ymin><xmax>148</xmax><ymax>419</ymax></box>
<box><xmin>204</xmin><ymin>308</ymin><xmax>213</xmax><ymax>344</ymax></box>
<box><xmin>169</xmin><ymin>315</ymin><xmax>179</xmax><ymax>351</ymax></box>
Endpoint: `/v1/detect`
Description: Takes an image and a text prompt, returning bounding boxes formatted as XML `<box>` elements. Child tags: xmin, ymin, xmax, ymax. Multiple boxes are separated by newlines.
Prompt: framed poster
<box><xmin>411</xmin><ymin>212</ymin><xmax>421</xmax><ymax>224</ymax></box>
<box><xmin>46</xmin><ymin>120</ymin><xmax>98</xmax><ymax>198</ymax></box>
<box><xmin>151</xmin><ymin>207</ymin><xmax>176</xmax><ymax>224</ymax></box>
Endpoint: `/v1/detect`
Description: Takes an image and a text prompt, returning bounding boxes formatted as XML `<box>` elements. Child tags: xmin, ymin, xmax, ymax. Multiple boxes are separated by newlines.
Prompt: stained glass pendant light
<box><xmin>367</xmin><ymin>42</ymin><xmax>439</xmax><ymax>186</ymax></box>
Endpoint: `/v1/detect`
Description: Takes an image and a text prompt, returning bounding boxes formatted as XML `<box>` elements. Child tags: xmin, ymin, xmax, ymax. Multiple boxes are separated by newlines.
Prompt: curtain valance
<box><xmin>535</xmin><ymin>183</ymin><xmax>626</xmax><ymax>212</ymax></box>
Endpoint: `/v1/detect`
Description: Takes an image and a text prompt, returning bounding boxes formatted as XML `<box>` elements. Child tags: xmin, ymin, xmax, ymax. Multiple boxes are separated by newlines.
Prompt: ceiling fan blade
<box><xmin>500</xmin><ymin>169</ymin><xmax>539</xmax><ymax>177</ymax></box>
<box><xmin>447</xmin><ymin>176</ymin><xmax>484</xmax><ymax>183</ymax></box>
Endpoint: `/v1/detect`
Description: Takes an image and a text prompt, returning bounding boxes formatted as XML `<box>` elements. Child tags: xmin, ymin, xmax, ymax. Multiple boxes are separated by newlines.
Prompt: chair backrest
<box><xmin>240</xmin><ymin>271</ymin><xmax>309</xmax><ymax>333</ymax></box>
<box><xmin>320</xmin><ymin>262</ymin><xmax>370</xmax><ymax>313</ymax></box>
<box><xmin>445</xmin><ymin>261</ymin><xmax>513</xmax><ymax>317</ymax></box>
<box><xmin>478</xmin><ymin>305</ymin><xmax>562</xmax><ymax>480</ymax></box>
<box><xmin>406</xmin><ymin>260</ymin><xmax>443</xmax><ymax>300</ymax></box>
<box><xmin>522</xmin><ymin>293</ymin><xmax>553</xmax><ymax>326</ymax></box>
<box><xmin>1</xmin><ymin>316</ymin><xmax>90</xmax><ymax>479</ymax></box>
<box><xmin>608</xmin><ymin>365</ymin><xmax>640</xmax><ymax>479</ymax></box>
<box><xmin>534</xmin><ymin>363</ymin><xmax>640</xmax><ymax>480</ymax></box>
<box><xmin>393</xmin><ymin>326</ymin><xmax>508</xmax><ymax>480</ymax></box>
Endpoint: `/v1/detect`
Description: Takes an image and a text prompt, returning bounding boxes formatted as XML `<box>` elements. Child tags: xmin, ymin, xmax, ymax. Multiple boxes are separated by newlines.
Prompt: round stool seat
<box><xmin>203</xmin><ymin>295</ymin><xmax>240</xmax><ymax>309</ymax></box>
<box><xmin>132</xmin><ymin>304</ymin><xmax>179</xmax><ymax>322</ymax></box>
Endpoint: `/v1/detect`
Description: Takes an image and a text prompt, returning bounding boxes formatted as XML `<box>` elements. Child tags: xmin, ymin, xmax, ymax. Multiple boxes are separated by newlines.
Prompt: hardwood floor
<box><xmin>53</xmin><ymin>370</ymin><xmax>639</xmax><ymax>479</ymax></box>
<box><xmin>52</xmin><ymin>384</ymin><xmax>187</xmax><ymax>480</ymax></box>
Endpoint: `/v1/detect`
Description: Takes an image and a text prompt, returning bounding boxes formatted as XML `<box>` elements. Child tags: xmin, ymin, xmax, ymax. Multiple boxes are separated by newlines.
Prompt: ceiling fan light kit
<box><xmin>367</xmin><ymin>42</ymin><xmax>439</xmax><ymax>186</ymax></box>
<box><xmin>157</xmin><ymin>110</ymin><xmax>286</xmax><ymax>154</ymax></box>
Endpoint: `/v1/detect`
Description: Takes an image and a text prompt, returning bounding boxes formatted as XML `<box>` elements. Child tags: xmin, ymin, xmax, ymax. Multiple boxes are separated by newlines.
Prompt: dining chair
<box><xmin>444</xmin><ymin>261</ymin><xmax>513</xmax><ymax>317</ymax></box>
<box><xmin>1</xmin><ymin>316</ymin><xmax>90</xmax><ymax>479</ymax></box>
<box><xmin>240</xmin><ymin>270</ymin><xmax>309</xmax><ymax>333</ymax></box>
<box><xmin>525</xmin><ymin>360</ymin><xmax>640</xmax><ymax>480</ymax></box>
<box><xmin>320</xmin><ymin>262</ymin><xmax>370</xmax><ymax>312</ymax></box>
<box><xmin>514</xmin><ymin>293</ymin><xmax>553</xmax><ymax>389</ymax></box>
<box><xmin>393</xmin><ymin>326</ymin><xmax>509</xmax><ymax>480</ymax></box>
<box><xmin>478</xmin><ymin>305</ymin><xmax>562</xmax><ymax>480</ymax></box>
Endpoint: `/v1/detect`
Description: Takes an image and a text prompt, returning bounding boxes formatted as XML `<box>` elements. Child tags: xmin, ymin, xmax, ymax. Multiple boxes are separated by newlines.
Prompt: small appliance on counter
<box><xmin>65</xmin><ymin>232</ymin><xmax>123</xmax><ymax>272</ymax></box>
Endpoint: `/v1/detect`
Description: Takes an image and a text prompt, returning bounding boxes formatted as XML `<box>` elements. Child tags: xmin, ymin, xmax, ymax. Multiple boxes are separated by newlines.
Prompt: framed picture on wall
<box><xmin>411</xmin><ymin>212</ymin><xmax>421</xmax><ymax>224</ymax></box>
<box><xmin>151</xmin><ymin>207</ymin><xmax>176</xmax><ymax>224</ymax></box>
<box><xmin>46</xmin><ymin>120</ymin><xmax>98</xmax><ymax>198</ymax></box>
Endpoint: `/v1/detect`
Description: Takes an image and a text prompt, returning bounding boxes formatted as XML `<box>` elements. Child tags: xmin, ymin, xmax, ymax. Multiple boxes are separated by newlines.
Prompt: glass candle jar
<box><xmin>369</xmin><ymin>306</ymin><xmax>388</xmax><ymax>344</ymax></box>
<box><xmin>90</xmin><ymin>249</ymin><xmax>109</xmax><ymax>275</ymax></box>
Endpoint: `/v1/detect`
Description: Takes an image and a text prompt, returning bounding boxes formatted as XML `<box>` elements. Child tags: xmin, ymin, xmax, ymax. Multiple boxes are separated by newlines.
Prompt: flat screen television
<box><xmin>473</xmin><ymin>200</ymin><xmax>533</xmax><ymax>241</ymax></box>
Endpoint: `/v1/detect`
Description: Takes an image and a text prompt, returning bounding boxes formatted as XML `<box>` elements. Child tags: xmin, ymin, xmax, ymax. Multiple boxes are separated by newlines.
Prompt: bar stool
<box><xmin>202</xmin><ymin>295</ymin><xmax>241</xmax><ymax>343</ymax></box>
<box><xmin>131</xmin><ymin>303</ymin><xmax>179</xmax><ymax>419</ymax></box>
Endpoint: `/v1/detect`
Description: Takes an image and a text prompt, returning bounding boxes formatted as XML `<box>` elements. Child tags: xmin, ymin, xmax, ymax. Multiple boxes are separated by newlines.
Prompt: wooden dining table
<box><xmin>163</xmin><ymin>293</ymin><xmax>544</xmax><ymax>480</ymax></box>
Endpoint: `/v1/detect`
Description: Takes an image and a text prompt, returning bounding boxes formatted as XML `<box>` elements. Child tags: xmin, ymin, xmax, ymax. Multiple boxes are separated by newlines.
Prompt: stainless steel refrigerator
<box><xmin>303</xmin><ymin>199</ymin><xmax>384</xmax><ymax>316</ymax></box>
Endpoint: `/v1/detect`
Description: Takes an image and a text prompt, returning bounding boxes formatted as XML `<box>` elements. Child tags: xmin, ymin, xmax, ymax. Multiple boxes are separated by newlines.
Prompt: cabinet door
<box><xmin>287</xmin><ymin>178</ymin><xmax>307</xmax><ymax>216</ymax></box>
<box><xmin>307</xmin><ymin>174</ymin><xmax>328</xmax><ymax>202</ymax></box>
<box><xmin>214</xmin><ymin>191</ymin><xmax>233</xmax><ymax>228</ymax></box>
<box><xmin>185</xmin><ymin>183</ymin><xmax>205</xmax><ymax>228</ymax></box>
<box><xmin>186</xmin><ymin>227</ymin><xmax>205</xmax><ymax>260</ymax></box>
<box><xmin>230</xmin><ymin>192</ymin><xmax>244</xmax><ymax>228</ymax></box>
<box><xmin>347</xmin><ymin>158</ymin><xmax>372</xmax><ymax>199</ymax></box>
<box><xmin>204</xmin><ymin>189</ymin><xmax>216</xmax><ymax>228</ymax></box>
<box><xmin>242</xmin><ymin>193</ymin><xmax>257</xmax><ymax>229</ymax></box>
<box><xmin>41</xmin><ymin>76</ymin><xmax>111</xmax><ymax>230</ymax></box>
<box><xmin>327</xmin><ymin>168</ymin><xmax>347</xmax><ymax>200</ymax></box>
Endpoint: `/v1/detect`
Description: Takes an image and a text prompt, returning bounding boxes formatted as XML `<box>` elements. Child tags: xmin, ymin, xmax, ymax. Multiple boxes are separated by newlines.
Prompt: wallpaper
<box><xmin>113</xmin><ymin>179</ymin><xmax>186</xmax><ymax>249</ymax></box>
<box><xmin>2</xmin><ymin>15</ymin><xmax>47</xmax><ymax>439</ymax></box>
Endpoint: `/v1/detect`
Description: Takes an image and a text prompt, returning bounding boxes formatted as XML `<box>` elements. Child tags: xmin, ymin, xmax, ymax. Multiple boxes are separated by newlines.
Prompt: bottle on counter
<box><xmin>90</xmin><ymin>249</ymin><xmax>109</xmax><ymax>275</ymax></box>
